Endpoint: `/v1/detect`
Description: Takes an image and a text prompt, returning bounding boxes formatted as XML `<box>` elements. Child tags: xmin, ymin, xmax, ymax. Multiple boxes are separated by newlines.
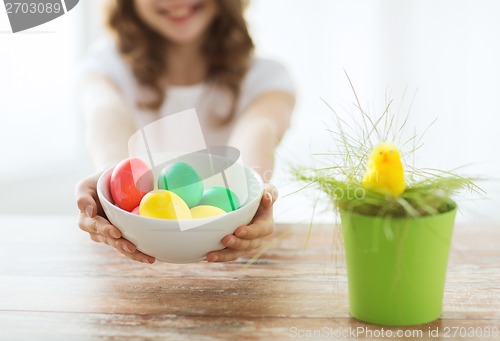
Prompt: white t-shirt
<box><xmin>80</xmin><ymin>37</ymin><xmax>295</xmax><ymax>146</ymax></box>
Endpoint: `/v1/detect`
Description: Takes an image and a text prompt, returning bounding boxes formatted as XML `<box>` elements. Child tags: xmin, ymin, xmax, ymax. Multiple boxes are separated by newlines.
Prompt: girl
<box><xmin>75</xmin><ymin>0</ymin><xmax>295</xmax><ymax>264</ymax></box>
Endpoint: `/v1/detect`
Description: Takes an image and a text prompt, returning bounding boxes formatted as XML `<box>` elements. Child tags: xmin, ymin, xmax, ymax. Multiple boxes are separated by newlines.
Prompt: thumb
<box><xmin>76</xmin><ymin>193</ymin><xmax>97</xmax><ymax>218</ymax></box>
<box><xmin>75</xmin><ymin>174</ymin><xmax>101</xmax><ymax>218</ymax></box>
<box><xmin>262</xmin><ymin>183</ymin><xmax>279</xmax><ymax>207</ymax></box>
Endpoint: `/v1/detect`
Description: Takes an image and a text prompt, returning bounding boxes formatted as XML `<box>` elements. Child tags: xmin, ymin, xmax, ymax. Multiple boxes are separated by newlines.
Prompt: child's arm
<box><xmin>76</xmin><ymin>75</ymin><xmax>155</xmax><ymax>264</ymax></box>
<box><xmin>227</xmin><ymin>91</ymin><xmax>295</xmax><ymax>181</ymax></box>
<box><xmin>206</xmin><ymin>90</ymin><xmax>295</xmax><ymax>262</ymax></box>
<box><xmin>81</xmin><ymin>75</ymin><xmax>136</xmax><ymax>170</ymax></box>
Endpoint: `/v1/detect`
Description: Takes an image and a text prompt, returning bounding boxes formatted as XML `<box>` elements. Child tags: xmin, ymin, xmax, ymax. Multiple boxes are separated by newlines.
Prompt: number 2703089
<box><xmin>5</xmin><ymin>2</ymin><xmax>62</xmax><ymax>14</ymax></box>
<box><xmin>443</xmin><ymin>327</ymin><xmax>499</xmax><ymax>338</ymax></box>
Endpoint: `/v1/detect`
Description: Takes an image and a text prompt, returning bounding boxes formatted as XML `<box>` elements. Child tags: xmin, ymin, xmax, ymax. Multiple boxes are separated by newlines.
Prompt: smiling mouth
<box><xmin>158</xmin><ymin>1</ymin><xmax>205</xmax><ymax>23</ymax></box>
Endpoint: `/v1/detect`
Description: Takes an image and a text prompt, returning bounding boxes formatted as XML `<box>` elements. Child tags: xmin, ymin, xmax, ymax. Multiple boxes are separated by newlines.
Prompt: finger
<box><xmin>78</xmin><ymin>213</ymin><xmax>106</xmax><ymax>235</ymax></box>
<box><xmin>90</xmin><ymin>233</ymin><xmax>121</xmax><ymax>249</ymax></box>
<box><xmin>75</xmin><ymin>172</ymin><xmax>104</xmax><ymax>218</ymax></box>
<box><xmin>221</xmin><ymin>234</ymin><xmax>264</xmax><ymax>251</ymax></box>
<box><xmin>206</xmin><ymin>249</ymin><xmax>249</xmax><ymax>262</ymax></box>
<box><xmin>250</xmin><ymin>186</ymin><xmax>277</xmax><ymax>222</ymax></box>
<box><xmin>115</xmin><ymin>238</ymin><xmax>137</xmax><ymax>254</ymax></box>
<box><xmin>79</xmin><ymin>214</ymin><xmax>122</xmax><ymax>239</ymax></box>
<box><xmin>76</xmin><ymin>179</ymin><xmax>98</xmax><ymax>218</ymax></box>
<box><xmin>263</xmin><ymin>183</ymin><xmax>279</xmax><ymax>206</ymax></box>
<box><xmin>89</xmin><ymin>232</ymin><xmax>105</xmax><ymax>244</ymax></box>
<box><xmin>78</xmin><ymin>212</ymin><xmax>97</xmax><ymax>234</ymax></box>
<box><xmin>93</xmin><ymin>216</ymin><xmax>122</xmax><ymax>239</ymax></box>
<box><xmin>88</xmin><ymin>232</ymin><xmax>155</xmax><ymax>264</ymax></box>
<box><xmin>100</xmin><ymin>236</ymin><xmax>154</xmax><ymax>264</ymax></box>
<box><xmin>76</xmin><ymin>192</ymin><xmax>97</xmax><ymax>218</ymax></box>
<box><xmin>262</xmin><ymin>191</ymin><xmax>273</xmax><ymax>207</ymax></box>
<box><xmin>234</xmin><ymin>219</ymin><xmax>274</xmax><ymax>240</ymax></box>
<box><xmin>114</xmin><ymin>243</ymin><xmax>156</xmax><ymax>264</ymax></box>
<box><xmin>251</xmin><ymin>200</ymin><xmax>274</xmax><ymax>223</ymax></box>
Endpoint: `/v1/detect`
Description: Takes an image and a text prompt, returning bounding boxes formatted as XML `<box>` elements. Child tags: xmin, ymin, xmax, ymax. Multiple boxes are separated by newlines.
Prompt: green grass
<box><xmin>294</xmin><ymin>167</ymin><xmax>480</xmax><ymax>217</ymax></box>
<box><xmin>293</xmin><ymin>73</ymin><xmax>483</xmax><ymax>218</ymax></box>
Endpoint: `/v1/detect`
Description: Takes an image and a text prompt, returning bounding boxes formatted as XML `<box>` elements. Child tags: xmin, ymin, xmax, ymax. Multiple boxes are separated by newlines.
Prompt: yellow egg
<box><xmin>190</xmin><ymin>205</ymin><xmax>226</xmax><ymax>219</ymax></box>
<box><xmin>139</xmin><ymin>190</ymin><xmax>192</xmax><ymax>220</ymax></box>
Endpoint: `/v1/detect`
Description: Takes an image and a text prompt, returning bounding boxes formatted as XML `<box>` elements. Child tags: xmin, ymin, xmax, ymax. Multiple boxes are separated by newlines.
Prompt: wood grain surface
<box><xmin>0</xmin><ymin>216</ymin><xmax>498</xmax><ymax>340</ymax></box>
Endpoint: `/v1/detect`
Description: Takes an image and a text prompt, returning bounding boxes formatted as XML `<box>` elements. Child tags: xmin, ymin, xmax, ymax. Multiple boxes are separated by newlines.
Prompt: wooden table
<box><xmin>0</xmin><ymin>216</ymin><xmax>499</xmax><ymax>340</ymax></box>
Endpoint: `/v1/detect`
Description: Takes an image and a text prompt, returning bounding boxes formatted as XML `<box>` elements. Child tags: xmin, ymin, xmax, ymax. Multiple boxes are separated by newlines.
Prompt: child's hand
<box><xmin>206</xmin><ymin>184</ymin><xmax>278</xmax><ymax>262</ymax></box>
<box><xmin>75</xmin><ymin>172</ymin><xmax>156</xmax><ymax>264</ymax></box>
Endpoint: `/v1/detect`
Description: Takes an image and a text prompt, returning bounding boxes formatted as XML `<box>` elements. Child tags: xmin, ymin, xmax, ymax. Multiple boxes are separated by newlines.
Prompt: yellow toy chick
<box><xmin>362</xmin><ymin>142</ymin><xmax>406</xmax><ymax>196</ymax></box>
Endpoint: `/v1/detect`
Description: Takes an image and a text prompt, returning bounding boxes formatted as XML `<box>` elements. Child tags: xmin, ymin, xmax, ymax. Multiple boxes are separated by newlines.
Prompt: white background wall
<box><xmin>0</xmin><ymin>0</ymin><xmax>498</xmax><ymax>224</ymax></box>
<box><xmin>0</xmin><ymin>3</ymin><xmax>91</xmax><ymax>216</ymax></box>
<box><xmin>247</xmin><ymin>0</ymin><xmax>500</xmax><ymax>224</ymax></box>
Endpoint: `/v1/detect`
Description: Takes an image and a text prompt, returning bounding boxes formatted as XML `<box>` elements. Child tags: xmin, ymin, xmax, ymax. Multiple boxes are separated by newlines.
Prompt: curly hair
<box><xmin>106</xmin><ymin>0</ymin><xmax>254</xmax><ymax>123</ymax></box>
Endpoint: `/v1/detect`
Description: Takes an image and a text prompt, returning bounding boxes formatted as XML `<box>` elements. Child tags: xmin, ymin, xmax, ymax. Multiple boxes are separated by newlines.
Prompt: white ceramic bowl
<box><xmin>97</xmin><ymin>156</ymin><xmax>263</xmax><ymax>263</ymax></box>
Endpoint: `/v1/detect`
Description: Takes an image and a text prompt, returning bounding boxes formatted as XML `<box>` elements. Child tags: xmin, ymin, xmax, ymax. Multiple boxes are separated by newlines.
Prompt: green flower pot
<box><xmin>340</xmin><ymin>204</ymin><xmax>457</xmax><ymax>326</ymax></box>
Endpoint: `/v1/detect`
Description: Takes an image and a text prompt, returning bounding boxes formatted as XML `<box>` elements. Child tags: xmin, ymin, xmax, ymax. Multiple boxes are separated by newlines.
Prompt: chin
<box><xmin>154</xmin><ymin>0</ymin><xmax>216</xmax><ymax>45</ymax></box>
<box><xmin>160</xmin><ymin>28</ymin><xmax>205</xmax><ymax>45</ymax></box>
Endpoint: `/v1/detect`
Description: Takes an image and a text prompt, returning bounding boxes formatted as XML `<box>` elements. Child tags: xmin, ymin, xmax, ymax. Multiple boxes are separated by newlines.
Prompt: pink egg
<box><xmin>131</xmin><ymin>206</ymin><xmax>140</xmax><ymax>215</ymax></box>
<box><xmin>109</xmin><ymin>158</ymin><xmax>153</xmax><ymax>212</ymax></box>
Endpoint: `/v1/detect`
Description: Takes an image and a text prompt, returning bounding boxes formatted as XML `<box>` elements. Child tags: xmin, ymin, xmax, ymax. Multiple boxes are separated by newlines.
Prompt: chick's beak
<box><xmin>382</xmin><ymin>154</ymin><xmax>389</xmax><ymax>163</ymax></box>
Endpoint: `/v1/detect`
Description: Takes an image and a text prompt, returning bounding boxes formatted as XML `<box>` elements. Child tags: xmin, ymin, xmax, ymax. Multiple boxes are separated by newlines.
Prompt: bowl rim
<box><xmin>96</xmin><ymin>162</ymin><xmax>264</xmax><ymax>223</ymax></box>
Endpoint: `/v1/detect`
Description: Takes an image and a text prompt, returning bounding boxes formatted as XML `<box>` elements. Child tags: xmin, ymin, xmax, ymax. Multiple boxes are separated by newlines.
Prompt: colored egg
<box><xmin>131</xmin><ymin>206</ymin><xmax>140</xmax><ymax>215</ymax></box>
<box><xmin>110</xmin><ymin>158</ymin><xmax>153</xmax><ymax>212</ymax></box>
<box><xmin>190</xmin><ymin>205</ymin><xmax>226</xmax><ymax>219</ymax></box>
<box><xmin>198</xmin><ymin>186</ymin><xmax>241</xmax><ymax>212</ymax></box>
<box><xmin>139</xmin><ymin>190</ymin><xmax>192</xmax><ymax>220</ymax></box>
<box><xmin>158</xmin><ymin>162</ymin><xmax>204</xmax><ymax>208</ymax></box>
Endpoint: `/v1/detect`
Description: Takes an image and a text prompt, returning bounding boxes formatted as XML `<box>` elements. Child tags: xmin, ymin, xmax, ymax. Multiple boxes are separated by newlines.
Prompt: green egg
<box><xmin>158</xmin><ymin>162</ymin><xmax>204</xmax><ymax>208</ymax></box>
<box><xmin>199</xmin><ymin>186</ymin><xmax>241</xmax><ymax>212</ymax></box>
